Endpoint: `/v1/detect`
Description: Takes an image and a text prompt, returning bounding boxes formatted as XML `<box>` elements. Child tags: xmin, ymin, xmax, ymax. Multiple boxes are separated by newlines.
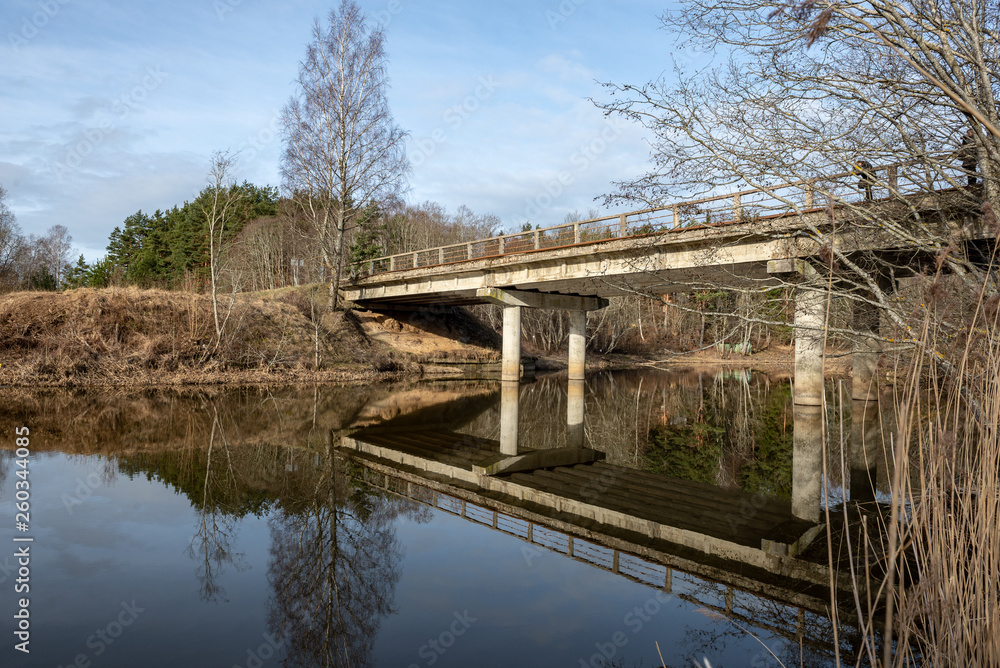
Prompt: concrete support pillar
<box><xmin>850</xmin><ymin>399</ymin><xmax>881</xmax><ymax>504</ymax></box>
<box><xmin>852</xmin><ymin>297</ymin><xmax>881</xmax><ymax>402</ymax></box>
<box><xmin>794</xmin><ymin>288</ymin><xmax>827</xmax><ymax>406</ymax></box>
<box><xmin>502</xmin><ymin>305</ymin><xmax>522</xmax><ymax>382</ymax></box>
<box><xmin>567</xmin><ymin>379</ymin><xmax>585</xmax><ymax>448</ymax></box>
<box><xmin>568</xmin><ymin>310</ymin><xmax>587</xmax><ymax>381</ymax></box>
<box><xmin>500</xmin><ymin>381</ymin><xmax>520</xmax><ymax>455</ymax></box>
<box><xmin>792</xmin><ymin>404</ymin><xmax>824</xmax><ymax>523</ymax></box>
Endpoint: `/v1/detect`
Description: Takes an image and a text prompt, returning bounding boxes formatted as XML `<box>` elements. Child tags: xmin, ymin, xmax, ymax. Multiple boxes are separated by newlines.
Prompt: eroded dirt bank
<box><xmin>0</xmin><ymin>287</ymin><xmax>500</xmax><ymax>387</ymax></box>
<box><xmin>0</xmin><ymin>287</ymin><xmax>851</xmax><ymax>387</ymax></box>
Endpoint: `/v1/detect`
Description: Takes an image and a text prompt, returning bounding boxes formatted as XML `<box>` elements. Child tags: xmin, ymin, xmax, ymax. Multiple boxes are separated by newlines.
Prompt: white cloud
<box><xmin>1</xmin><ymin>0</ymin><xmax>669</xmax><ymax>259</ymax></box>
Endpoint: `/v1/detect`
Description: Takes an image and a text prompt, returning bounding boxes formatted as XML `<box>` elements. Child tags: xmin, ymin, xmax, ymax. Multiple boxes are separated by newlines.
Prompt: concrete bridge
<box><xmin>345</xmin><ymin>162</ymin><xmax>986</xmax><ymax>405</ymax></box>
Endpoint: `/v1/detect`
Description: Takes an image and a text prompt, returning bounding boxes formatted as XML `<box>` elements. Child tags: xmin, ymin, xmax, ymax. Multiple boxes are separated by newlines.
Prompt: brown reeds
<box><xmin>849</xmin><ymin>272</ymin><xmax>1000</xmax><ymax>665</ymax></box>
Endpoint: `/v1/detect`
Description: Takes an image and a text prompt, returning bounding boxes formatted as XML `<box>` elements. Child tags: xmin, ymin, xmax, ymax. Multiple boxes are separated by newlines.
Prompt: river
<box><xmin>0</xmin><ymin>369</ymin><xmax>892</xmax><ymax>667</ymax></box>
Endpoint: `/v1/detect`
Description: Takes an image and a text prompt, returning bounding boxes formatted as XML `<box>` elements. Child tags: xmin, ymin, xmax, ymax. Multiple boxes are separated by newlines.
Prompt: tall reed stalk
<box><xmin>851</xmin><ymin>278</ymin><xmax>1000</xmax><ymax>665</ymax></box>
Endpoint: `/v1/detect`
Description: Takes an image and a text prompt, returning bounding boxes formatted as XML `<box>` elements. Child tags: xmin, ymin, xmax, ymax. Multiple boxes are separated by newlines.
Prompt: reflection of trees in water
<box><xmin>0</xmin><ymin>448</ymin><xmax>10</xmax><ymax>495</ymax></box>
<box><xmin>460</xmin><ymin>369</ymin><xmax>876</xmax><ymax>506</ymax></box>
<box><xmin>102</xmin><ymin>387</ymin><xmax>420</xmax><ymax>666</ymax></box>
<box><xmin>267</xmin><ymin>453</ymin><xmax>417</xmax><ymax>668</ymax></box>
<box><xmin>187</xmin><ymin>402</ymin><xmax>248</xmax><ymax>603</ymax></box>
<box><xmin>86</xmin><ymin>385</ymin><xmax>422</xmax><ymax>665</ymax></box>
<box><xmin>465</xmin><ymin>370</ymin><xmax>800</xmax><ymax>494</ymax></box>
<box><xmin>642</xmin><ymin>372</ymin><xmax>796</xmax><ymax>495</ymax></box>
<box><xmin>0</xmin><ymin>384</ymin><xmax>384</xmax><ymax>456</ymax></box>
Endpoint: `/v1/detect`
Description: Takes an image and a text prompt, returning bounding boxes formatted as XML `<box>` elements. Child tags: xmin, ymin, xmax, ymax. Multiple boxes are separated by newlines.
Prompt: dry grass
<box><xmin>0</xmin><ymin>287</ymin><xmax>377</xmax><ymax>385</ymax></box>
<box><xmin>847</xmin><ymin>280</ymin><xmax>1000</xmax><ymax>665</ymax></box>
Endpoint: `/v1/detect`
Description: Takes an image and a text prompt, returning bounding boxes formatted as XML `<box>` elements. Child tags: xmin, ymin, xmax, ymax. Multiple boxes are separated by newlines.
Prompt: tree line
<box><xmin>0</xmin><ymin>185</ymin><xmax>74</xmax><ymax>292</ymax></box>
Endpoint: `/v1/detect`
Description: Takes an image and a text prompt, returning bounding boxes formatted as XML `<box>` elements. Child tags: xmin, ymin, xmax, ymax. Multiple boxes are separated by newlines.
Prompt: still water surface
<box><xmin>0</xmin><ymin>370</ymin><xmax>885</xmax><ymax>667</ymax></box>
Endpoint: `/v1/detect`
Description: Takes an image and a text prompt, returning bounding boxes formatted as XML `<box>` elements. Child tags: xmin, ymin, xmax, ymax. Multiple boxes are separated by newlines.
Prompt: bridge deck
<box><xmin>346</xmin><ymin>161</ymin><xmax>981</xmax><ymax>306</ymax></box>
<box><xmin>342</xmin><ymin>425</ymin><xmax>823</xmax><ymax>569</ymax></box>
<box><xmin>504</xmin><ymin>461</ymin><xmax>813</xmax><ymax>550</ymax></box>
<box><xmin>353</xmin><ymin>426</ymin><xmax>498</xmax><ymax>471</ymax></box>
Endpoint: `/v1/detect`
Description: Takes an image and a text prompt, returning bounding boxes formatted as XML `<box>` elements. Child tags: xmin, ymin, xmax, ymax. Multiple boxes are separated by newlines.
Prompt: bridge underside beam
<box><xmin>347</xmin><ymin>261</ymin><xmax>779</xmax><ymax>306</ymax></box>
<box><xmin>476</xmin><ymin>287</ymin><xmax>608</xmax><ymax>311</ymax></box>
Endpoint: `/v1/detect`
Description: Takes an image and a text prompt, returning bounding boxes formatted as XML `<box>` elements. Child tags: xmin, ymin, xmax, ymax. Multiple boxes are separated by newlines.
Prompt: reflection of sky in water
<box><xmin>0</xmin><ymin>452</ymin><xmax>275</xmax><ymax>668</ymax></box>
<box><xmin>0</xmin><ymin>451</ymin><xmax>797</xmax><ymax>667</ymax></box>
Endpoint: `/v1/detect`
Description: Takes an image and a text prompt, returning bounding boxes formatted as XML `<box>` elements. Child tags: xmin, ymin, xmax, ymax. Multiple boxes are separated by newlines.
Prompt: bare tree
<box><xmin>595</xmin><ymin>4</ymin><xmax>1000</xmax><ymax>664</ymax></box>
<box><xmin>201</xmin><ymin>150</ymin><xmax>241</xmax><ymax>341</ymax></box>
<box><xmin>594</xmin><ymin>0</ymin><xmax>1000</xmax><ymax>380</ymax></box>
<box><xmin>42</xmin><ymin>224</ymin><xmax>73</xmax><ymax>286</ymax></box>
<box><xmin>0</xmin><ymin>185</ymin><xmax>23</xmax><ymax>291</ymax></box>
<box><xmin>280</xmin><ymin>0</ymin><xmax>409</xmax><ymax>311</ymax></box>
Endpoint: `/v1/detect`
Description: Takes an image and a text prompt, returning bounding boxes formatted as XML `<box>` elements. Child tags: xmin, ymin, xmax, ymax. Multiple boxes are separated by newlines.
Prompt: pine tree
<box><xmin>64</xmin><ymin>254</ymin><xmax>90</xmax><ymax>288</ymax></box>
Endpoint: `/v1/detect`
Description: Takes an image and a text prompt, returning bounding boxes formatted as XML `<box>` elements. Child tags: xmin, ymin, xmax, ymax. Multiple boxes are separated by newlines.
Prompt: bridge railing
<box><xmin>352</xmin><ymin>157</ymin><xmax>970</xmax><ymax>277</ymax></box>
<box><xmin>357</xmin><ymin>463</ymin><xmax>836</xmax><ymax>652</ymax></box>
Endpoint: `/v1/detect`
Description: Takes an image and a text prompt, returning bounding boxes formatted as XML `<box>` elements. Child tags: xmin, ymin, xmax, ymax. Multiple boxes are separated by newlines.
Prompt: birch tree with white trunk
<box><xmin>280</xmin><ymin>0</ymin><xmax>409</xmax><ymax>311</ymax></box>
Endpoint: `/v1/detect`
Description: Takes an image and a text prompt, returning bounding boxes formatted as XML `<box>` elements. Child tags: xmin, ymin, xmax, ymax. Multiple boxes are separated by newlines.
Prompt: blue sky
<box><xmin>1</xmin><ymin>0</ymin><xmax>681</xmax><ymax>261</ymax></box>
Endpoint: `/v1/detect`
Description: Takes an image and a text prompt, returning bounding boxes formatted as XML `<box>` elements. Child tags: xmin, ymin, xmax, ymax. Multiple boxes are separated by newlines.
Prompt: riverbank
<box><xmin>1</xmin><ymin>287</ymin><xmax>853</xmax><ymax>387</ymax></box>
<box><xmin>0</xmin><ymin>287</ymin><xmax>420</xmax><ymax>387</ymax></box>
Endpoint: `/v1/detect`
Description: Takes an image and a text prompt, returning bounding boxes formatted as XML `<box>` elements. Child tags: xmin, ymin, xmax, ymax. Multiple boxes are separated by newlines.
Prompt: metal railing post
<box><xmin>533</xmin><ymin>230</ymin><xmax>540</xmax><ymax>250</ymax></box>
<box><xmin>412</xmin><ymin>251</ymin><xmax>418</xmax><ymax>268</ymax></box>
<box><xmin>498</xmin><ymin>236</ymin><xmax>505</xmax><ymax>255</ymax></box>
<box><xmin>390</xmin><ymin>256</ymin><xmax>396</xmax><ymax>271</ymax></box>
<box><xmin>573</xmin><ymin>222</ymin><xmax>580</xmax><ymax>244</ymax></box>
<box><xmin>620</xmin><ymin>214</ymin><xmax>628</xmax><ymax>237</ymax></box>
<box><xmin>734</xmin><ymin>193</ymin><xmax>742</xmax><ymax>221</ymax></box>
<box><xmin>672</xmin><ymin>205</ymin><xmax>679</xmax><ymax>228</ymax></box>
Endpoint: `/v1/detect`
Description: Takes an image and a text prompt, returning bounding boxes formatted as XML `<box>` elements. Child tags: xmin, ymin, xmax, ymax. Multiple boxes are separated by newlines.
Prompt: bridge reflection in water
<box><xmin>339</xmin><ymin>372</ymin><xmax>889</xmax><ymax>657</ymax></box>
